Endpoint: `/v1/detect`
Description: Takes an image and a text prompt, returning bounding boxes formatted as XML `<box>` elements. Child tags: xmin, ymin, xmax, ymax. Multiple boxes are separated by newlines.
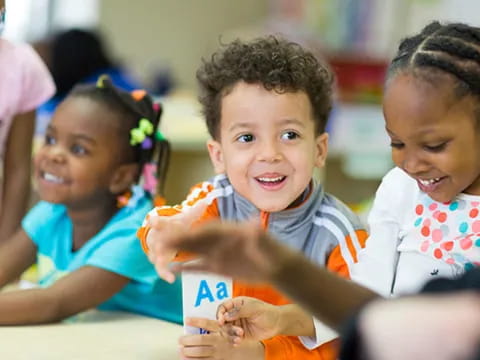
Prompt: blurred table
<box><xmin>1</xmin><ymin>310</ymin><xmax>183</xmax><ymax>360</ymax></box>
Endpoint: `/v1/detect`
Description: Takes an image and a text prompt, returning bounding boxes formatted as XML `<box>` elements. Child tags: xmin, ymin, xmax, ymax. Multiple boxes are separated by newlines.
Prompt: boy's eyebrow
<box><xmin>228</xmin><ymin>118</ymin><xmax>306</xmax><ymax>132</ymax></box>
<box><xmin>228</xmin><ymin>122</ymin><xmax>254</xmax><ymax>132</ymax></box>
<box><xmin>280</xmin><ymin>118</ymin><xmax>306</xmax><ymax>128</ymax></box>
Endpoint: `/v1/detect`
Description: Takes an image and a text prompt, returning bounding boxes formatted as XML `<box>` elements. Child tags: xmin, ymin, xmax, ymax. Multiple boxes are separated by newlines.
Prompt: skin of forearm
<box><xmin>270</xmin><ymin>245</ymin><xmax>378</xmax><ymax>331</ymax></box>
<box><xmin>276</xmin><ymin>304</ymin><xmax>315</xmax><ymax>337</ymax></box>
<box><xmin>0</xmin><ymin>167</ymin><xmax>30</xmax><ymax>242</ymax></box>
<box><xmin>234</xmin><ymin>341</ymin><xmax>265</xmax><ymax>360</ymax></box>
<box><xmin>0</xmin><ymin>289</ymin><xmax>64</xmax><ymax>325</ymax></box>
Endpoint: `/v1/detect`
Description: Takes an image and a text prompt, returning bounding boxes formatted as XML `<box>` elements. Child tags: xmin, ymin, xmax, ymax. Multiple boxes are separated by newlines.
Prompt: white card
<box><xmin>182</xmin><ymin>268</ymin><xmax>232</xmax><ymax>335</ymax></box>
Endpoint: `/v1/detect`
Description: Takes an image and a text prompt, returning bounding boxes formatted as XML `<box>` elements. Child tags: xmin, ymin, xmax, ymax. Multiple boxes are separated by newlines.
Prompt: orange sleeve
<box><xmin>173</xmin><ymin>198</ymin><xmax>220</xmax><ymax>262</ymax></box>
<box><xmin>326</xmin><ymin>229</ymin><xmax>368</xmax><ymax>279</ymax></box>
<box><xmin>137</xmin><ymin>181</ymin><xmax>218</xmax><ymax>256</ymax></box>
<box><xmin>262</xmin><ymin>335</ymin><xmax>339</xmax><ymax>360</ymax></box>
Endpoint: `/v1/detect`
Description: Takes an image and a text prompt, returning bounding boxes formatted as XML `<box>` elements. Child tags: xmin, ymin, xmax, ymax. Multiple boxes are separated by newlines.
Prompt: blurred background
<box><xmin>5</xmin><ymin>0</ymin><xmax>479</xmax><ymax>214</ymax></box>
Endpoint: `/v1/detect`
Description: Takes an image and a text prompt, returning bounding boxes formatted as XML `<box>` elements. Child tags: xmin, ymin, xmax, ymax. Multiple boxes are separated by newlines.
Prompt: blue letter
<box><xmin>216</xmin><ymin>281</ymin><xmax>229</xmax><ymax>300</ymax></box>
<box><xmin>194</xmin><ymin>280</ymin><xmax>215</xmax><ymax>307</ymax></box>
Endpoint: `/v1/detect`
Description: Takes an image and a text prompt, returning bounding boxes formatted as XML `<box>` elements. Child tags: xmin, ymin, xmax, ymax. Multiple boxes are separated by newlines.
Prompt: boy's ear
<box><xmin>206</xmin><ymin>139</ymin><xmax>225</xmax><ymax>174</ymax></box>
<box><xmin>314</xmin><ymin>132</ymin><xmax>329</xmax><ymax>168</ymax></box>
<box><xmin>109</xmin><ymin>163</ymin><xmax>139</xmax><ymax>194</ymax></box>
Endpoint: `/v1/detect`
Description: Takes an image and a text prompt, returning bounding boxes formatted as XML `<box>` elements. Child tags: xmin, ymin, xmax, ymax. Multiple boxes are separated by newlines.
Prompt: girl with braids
<box><xmin>141</xmin><ymin>21</ymin><xmax>480</xmax><ymax>359</ymax></box>
<box><xmin>0</xmin><ymin>75</ymin><xmax>182</xmax><ymax>325</ymax></box>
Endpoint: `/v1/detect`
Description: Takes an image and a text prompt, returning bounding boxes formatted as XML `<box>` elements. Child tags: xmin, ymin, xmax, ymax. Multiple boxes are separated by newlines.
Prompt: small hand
<box><xmin>146</xmin><ymin>201</ymin><xmax>207</xmax><ymax>283</ymax></box>
<box><xmin>179</xmin><ymin>317</ymin><xmax>238</xmax><ymax>359</ymax></box>
<box><xmin>146</xmin><ymin>218</ymin><xmax>183</xmax><ymax>283</ymax></box>
<box><xmin>216</xmin><ymin>296</ymin><xmax>281</xmax><ymax>344</ymax></box>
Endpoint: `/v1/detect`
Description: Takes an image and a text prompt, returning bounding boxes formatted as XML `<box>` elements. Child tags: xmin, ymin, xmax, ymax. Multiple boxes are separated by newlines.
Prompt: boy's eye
<box><xmin>281</xmin><ymin>131</ymin><xmax>299</xmax><ymax>141</ymax></box>
<box><xmin>71</xmin><ymin>144</ymin><xmax>87</xmax><ymax>155</ymax></box>
<box><xmin>237</xmin><ymin>134</ymin><xmax>254</xmax><ymax>143</ymax></box>
<box><xmin>45</xmin><ymin>134</ymin><xmax>56</xmax><ymax>145</ymax></box>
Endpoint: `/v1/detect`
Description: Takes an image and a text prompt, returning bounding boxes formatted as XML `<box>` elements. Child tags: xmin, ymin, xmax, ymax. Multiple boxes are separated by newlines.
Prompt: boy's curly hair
<box><xmin>196</xmin><ymin>36</ymin><xmax>334</xmax><ymax>139</ymax></box>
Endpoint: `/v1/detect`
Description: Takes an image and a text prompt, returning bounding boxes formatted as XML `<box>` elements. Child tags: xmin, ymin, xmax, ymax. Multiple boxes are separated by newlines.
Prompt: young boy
<box><xmin>138</xmin><ymin>36</ymin><xmax>368</xmax><ymax>360</ymax></box>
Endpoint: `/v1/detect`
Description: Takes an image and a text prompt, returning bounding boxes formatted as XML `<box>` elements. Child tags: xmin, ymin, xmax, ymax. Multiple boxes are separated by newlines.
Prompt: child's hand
<box><xmin>179</xmin><ymin>317</ymin><xmax>245</xmax><ymax>360</ymax></box>
<box><xmin>146</xmin><ymin>218</ymin><xmax>183</xmax><ymax>283</ymax></box>
<box><xmin>216</xmin><ymin>296</ymin><xmax>281</xmax><ymax>344</ymax></box>
<box><xmin>146</xmin><ymin>201</ymin><xmax>207</xmax><ymax>283</ymax></box>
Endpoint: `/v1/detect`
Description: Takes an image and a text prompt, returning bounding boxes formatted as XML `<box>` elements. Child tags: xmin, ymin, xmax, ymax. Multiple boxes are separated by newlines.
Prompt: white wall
<box><xmin>98</xmin><ymin>0</ymin><xmax>268</xmax><ymax>90</ymax></box>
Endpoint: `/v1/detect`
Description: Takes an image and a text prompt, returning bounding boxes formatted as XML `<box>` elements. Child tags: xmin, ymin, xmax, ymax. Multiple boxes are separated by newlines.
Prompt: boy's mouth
<box><xmin>254</xmin><ymin>175</ymin><xmax>287</xmax><ymax>189</ymax></box>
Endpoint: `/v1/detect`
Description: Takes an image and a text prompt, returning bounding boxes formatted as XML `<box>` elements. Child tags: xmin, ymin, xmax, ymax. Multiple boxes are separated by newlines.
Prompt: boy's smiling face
<box><xmin>207</xmin><ymin>82</ymin><xmax>328</xmax><ymax>212</ymax></box>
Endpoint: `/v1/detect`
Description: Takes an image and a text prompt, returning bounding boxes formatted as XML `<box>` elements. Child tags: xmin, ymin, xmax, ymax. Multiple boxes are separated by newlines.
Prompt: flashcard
<box><xmin>182</xmin><ymin>269</ymin><xmax>232</xmax><ymax>335</ymax></box>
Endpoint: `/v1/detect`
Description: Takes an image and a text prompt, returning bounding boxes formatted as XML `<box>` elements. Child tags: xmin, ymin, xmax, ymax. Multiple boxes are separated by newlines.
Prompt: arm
<box><xmin>350</xmin><ymin>168</ymin><xmax>409</xmax><ymax>296</ymax></box>
<box><xmin>0</xmin><ymin>229</ymin><xmax>37</xmax><ymax>287</ymax></box>
<box><xmin>0</xmin><ymin>265</ymin><xmax>129</xmax><ymax>325</ymax></box>
<box><xmin>167</xmin><ymin>221</ymin><xmax>378</xmax><ymax>331</ymax></box>
<box><xmin>0</xmin><ymin>110</ymin><xmax>35</xmax><ymax>243</ymax></box>
<box><xmin>217</xmin><ymin>297</ymin><xmax>315</xmax><ymax>341</ymax></box>
<box><xmin>347</xmin><ymin>293</ymin><xmax>480</xmax><ymax>360</ymax></box>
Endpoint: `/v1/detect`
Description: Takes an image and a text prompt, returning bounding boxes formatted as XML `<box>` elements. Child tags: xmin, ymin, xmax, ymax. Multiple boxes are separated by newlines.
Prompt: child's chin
<box><xmin>37</xmin><ymin>193</ymin><xmax>64</xmax><ymax>204</ymax></box>
<box><xmin>254</xmin><ymin>202</ymin><xmax>288</xmax><ymax>213</ymax></box>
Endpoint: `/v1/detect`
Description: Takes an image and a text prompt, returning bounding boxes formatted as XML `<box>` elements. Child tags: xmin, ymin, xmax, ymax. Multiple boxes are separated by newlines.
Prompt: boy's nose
<box><xmin>256</xmin><ymin>141</ymin><xmax>283</xmax><ymax>162</ymax></box>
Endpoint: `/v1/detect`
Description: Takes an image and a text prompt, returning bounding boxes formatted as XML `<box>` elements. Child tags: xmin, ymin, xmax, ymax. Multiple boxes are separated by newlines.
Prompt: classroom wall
<box><xmin>98</xmin><ymin>0</ymin><xmax>268</xmax><ymax>90</ymax></box>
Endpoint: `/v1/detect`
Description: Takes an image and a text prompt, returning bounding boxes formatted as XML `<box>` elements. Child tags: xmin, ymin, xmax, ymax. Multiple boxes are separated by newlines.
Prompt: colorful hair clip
<box><xmin>96</xmin><ymin>74</ymin><xmax>109</xmax><ymax>88</ymax></box>
<box><xmin>155</xmin><ymin>131</ymin><xmax>166</xmax><ymax>142</ymax></box>
<box><xmin>142</xmin><ymin>163</ymin><xmax>158</xmax><ymax>194</ymax></box>
<box><xmin>131</xmin><ymin>89</ymin><xmax>147</xmax><ymax>101</ymax></box>
<box><xmin>130</xmin><ymin>118</ymin><xmax>155</xmax><ymax>146</ymax></box>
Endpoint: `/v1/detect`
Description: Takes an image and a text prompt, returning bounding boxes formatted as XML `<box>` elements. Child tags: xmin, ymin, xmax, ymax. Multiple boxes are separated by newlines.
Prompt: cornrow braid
<box><xmin>388</xmin><ymin>21</ymin><xmax>480</xmax><ymax>97</ymax></box>
<box><xmin>69</xmin><ymin>76</ymin><xmax>171</xmax><ymax>199</ymax></box>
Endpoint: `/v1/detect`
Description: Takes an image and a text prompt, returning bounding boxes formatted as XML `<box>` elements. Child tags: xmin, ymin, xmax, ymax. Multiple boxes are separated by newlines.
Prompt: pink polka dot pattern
<box><xmin>413</xmin><ymin>195</ymin><xmax>480</xmax><ymax>268</ymax></box>
<box><xmin>473</xmin><ymin>220</ymin><xmax>480</xmax><ymax>233</ymax></box>
<box><xmin>432</xmin><ymin>229</ymin><xmax>443</xmax><ymax>243</ymax></box>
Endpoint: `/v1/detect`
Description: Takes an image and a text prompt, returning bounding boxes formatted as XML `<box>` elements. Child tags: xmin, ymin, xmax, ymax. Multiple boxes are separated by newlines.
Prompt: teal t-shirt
<box><xmin>21</xmin><ymin>187</ymin><xmax>182</xmax><ymax>324</ymax></box>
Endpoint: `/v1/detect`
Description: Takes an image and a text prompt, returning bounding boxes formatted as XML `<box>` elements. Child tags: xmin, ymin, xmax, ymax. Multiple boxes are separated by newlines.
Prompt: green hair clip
<box><xmin>130</xmin><ymin>118</ymin><xmax>154</xmax><ymax>146</ymax></box>
<box><xmin>96</xmin><ymin>74</ymin><xmax>109</xmax><ymax>88</ymax></box>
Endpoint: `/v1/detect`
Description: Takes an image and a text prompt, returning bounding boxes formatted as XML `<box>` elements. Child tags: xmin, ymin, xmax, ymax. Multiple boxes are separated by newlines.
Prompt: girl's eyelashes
<box><xmin>71</xmin><ymin>144</ymin><xmax>88</xmax><ymax>156</ymax></box>
<box><xmin>390</xmin><ymin>142</ymin><xmax>404</xmax><ymax>149</ymax></box>
<box><xmin>423</xmin><ymin>142</ymin><xmax>447</xmax><ymax>153</ymax></box>
<box><xmin>236</xmin><ymin>134</ymin><xmax>254</xmax><ymax>143</ymax></box>
<box><xmin>45</xmin><ymin>134</ymin><xmax>56</xmax><ymax>146</ymax></box>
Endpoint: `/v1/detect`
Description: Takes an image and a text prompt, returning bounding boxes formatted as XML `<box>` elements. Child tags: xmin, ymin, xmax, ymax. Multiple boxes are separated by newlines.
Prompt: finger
<box><xmin>216</xmin><ymin>299</ymin><xmax>237</xmax><ymax>324</ymax></box>
<box><xmin>222</xmin><ymin>297</ymin><xmax>254</xmax><ymax>322</ymax></box>
<box><xmin>180</xmin><ymin>345</ymin><xmax>215</xmax><ymax>358</ymax></box>
<box><xmin>185</xmin><ymin>317</ymin><xmax>220</xmax><ymax>333</ymax></box>
<box><xmin>171</xmin><ymin>259</ymin><xmax>214</xmax><ymax>274</ymax></box>
<box><xmin>154</xmin><ymin>262</ymin><xmax>176</xmax><ymax>283</ymax></box>
<box><xmin>179</xmin><ymin>333</ymin><xmax>218</xmax><ymax>346</ymax></box>
<box><xmin>223</xmin><ymin>323</ymin><xmax>244</xmax><ymax>344</ymax></box>
<box><xmin>164</xmin><ymin>224</ymin><xmax>224</xmax><ymax>253</ymax></box>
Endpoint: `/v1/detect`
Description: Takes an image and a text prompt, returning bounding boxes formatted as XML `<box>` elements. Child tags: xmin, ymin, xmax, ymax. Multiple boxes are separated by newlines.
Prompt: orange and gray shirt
<box><xmin>138</xmin><ymin>174</ymin><xmax>368</xmax><ymax>360</ymax></box>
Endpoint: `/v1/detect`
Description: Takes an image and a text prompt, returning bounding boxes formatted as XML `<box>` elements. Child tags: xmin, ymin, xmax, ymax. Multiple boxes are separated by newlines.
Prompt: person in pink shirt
<box><xmin>0</xmin><ymin>0</ymin><xmax>55</xmax><ymax>242</ymax></box>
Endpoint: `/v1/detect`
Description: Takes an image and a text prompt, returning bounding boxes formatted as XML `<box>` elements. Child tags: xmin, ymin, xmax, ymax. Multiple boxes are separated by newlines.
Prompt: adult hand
<box><xmin>166</xmin><ymin>220</ymin><xmax>295</xmax><ymax>283</ymax></box>
<box><xmin>360</xmin><ymin>292</ymin><xmax>480</xmax><ymax>360</ymax></box>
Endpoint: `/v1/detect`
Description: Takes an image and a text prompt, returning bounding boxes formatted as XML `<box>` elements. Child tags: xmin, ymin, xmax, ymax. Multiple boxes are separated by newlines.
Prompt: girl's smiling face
<box><xmin>34</xmin><ymin>96</ymin><xmax>127</xmax><ymax>208</ymax></box>
<box><xmin>384</xmin><ymin>72</ymin><xmax>480</xmax><ymax>202</ymax></box>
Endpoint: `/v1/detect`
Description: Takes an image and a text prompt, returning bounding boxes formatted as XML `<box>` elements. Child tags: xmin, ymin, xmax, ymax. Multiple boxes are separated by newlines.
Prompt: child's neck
<box><xmin>67</xmin><ymin>197</ymin><xmax>118</xmax><ymax>251</ymax></box>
